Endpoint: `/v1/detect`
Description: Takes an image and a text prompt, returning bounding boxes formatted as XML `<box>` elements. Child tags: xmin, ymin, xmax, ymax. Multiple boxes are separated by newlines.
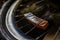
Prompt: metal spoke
<box><xmin>19</xmin><ymin>26</ymin><xmax>24</xmax><ymax>29</ymax></box>
<box><xmin>19</xmin><ymin>24</ymin><xmax>31</xmax><ymax>29</ymax></box>
<box><xmin>15</xmin><ymin>17</ymin><xmax>25</xmax><ymax>23</ymax></box>
<box><xmin>34</xmin><ymin>0</ymin><xmax>44</xmax><ymax>5</ymax></box>
<box><xmin>15</xmin><ymin>14</ymin><xmax>23</xmax><ymax>17</ymax></box>
<box><xmin>25</xmin><ymin>27</ymin><xmax>36</xmax><ymax>34</ymax></box>
<box><xmin>53</xmin><ymin>27</ymin><xmax>60</xmax><ymax>40</ymax></box>
<box><xmin>35</xmin><ymin>31</ymin><xmax>47</xmax><ymax>40</ymax></box>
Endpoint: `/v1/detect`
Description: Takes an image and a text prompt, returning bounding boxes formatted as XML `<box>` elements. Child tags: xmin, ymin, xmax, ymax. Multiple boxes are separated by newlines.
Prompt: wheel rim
<box><xmin>5</xmin><ymin>0</ymin><xmax>57</xmax><ymax>40</ymax></box>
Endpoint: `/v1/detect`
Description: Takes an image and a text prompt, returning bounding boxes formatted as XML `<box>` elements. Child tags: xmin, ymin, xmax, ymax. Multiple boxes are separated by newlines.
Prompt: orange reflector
<box><xmin>24</xmin><ymin>12</ymin><xmax>48</xmax><ymax>30</ymax></box>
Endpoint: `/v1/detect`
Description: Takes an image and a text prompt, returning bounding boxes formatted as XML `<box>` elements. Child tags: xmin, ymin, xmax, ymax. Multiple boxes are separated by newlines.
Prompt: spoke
<box><xmin>34</xmin><ymin>0</ymin><xmax>44</xmax><ymax>5</ymax></box>
<box><xmin>19</xmin><ymin>24</ymin><xmax>31</xmax><ymax>29</ymax></box>
<box><xmin>19</xmin><ymin>26</ymin><xmax>24</xmax><ymax>29</ymax></box>
<box><xmin>15</xmin><ymin>14</ymin><xmax>23</xmax><ymax>17</ymax></box>
<box><xmin>15</xmin><ymin>17</ymin><xmax>25</xmax><ymax>23</ymax></box>
<box><xmin>25</xmin><ymin>27</ymin><xmax>36</xmax><ymax>34</ymax></box>
<box><xmin>53</xmin><ymin>27</ymin><xmax>60</xmax><ymax>40</ymax></box>
<box><xmin>32</xmin><ymin>5</ymin><xmax>45</xmax><ymax>13</ymax></box>
<box><xmin>35</xmin><ymin>31</ymin><xmax>47</xmax><ymax>40</ymax></box>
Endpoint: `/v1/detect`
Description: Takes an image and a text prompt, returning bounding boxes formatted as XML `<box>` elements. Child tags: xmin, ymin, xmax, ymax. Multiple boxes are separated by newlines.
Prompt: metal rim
<box><xmin>0</xmin><ymin>0</ymin><xmax>17</xmax><ymax>40</ymax></box>
<box><xmin>5</xmin><ymin>0</ymin><xmax>32</xmax><ymax>40</ymax></box>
